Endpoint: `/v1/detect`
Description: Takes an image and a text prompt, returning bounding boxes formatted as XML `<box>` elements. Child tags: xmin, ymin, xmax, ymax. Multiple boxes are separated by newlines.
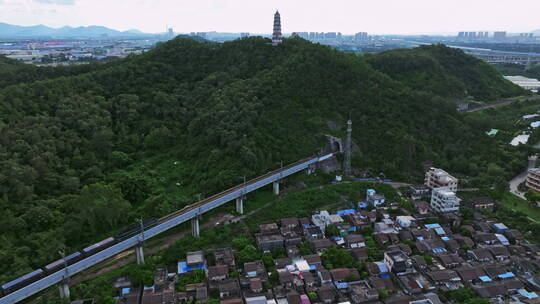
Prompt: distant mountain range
<box><xmin>0</xmin><ymin>22</ymin><xmax>156</xmax><ymax>38</ymax></box>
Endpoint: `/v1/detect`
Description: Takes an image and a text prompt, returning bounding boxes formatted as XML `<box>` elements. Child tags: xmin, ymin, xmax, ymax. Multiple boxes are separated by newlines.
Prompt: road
<box><xmin>465</xmin><ymin>99</ymin><xmax>516</xmax><ymax>113</ymax></box>
<box><xmin>464</xmin><ymin>96</ymin><xmax>540</xmax><ymax>113</ymax></box>
<box><xmin>509</xmin><ymin>171</ymin><xmax>528</xmax><ymax>199</ymax></box>
<box><xmin>509</xmin><ymin>141</ymin><xmax>540</xmax><ymax>199</ymax></box>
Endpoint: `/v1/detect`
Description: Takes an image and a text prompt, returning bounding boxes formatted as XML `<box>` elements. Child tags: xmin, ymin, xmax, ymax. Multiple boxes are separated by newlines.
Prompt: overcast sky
<box><xmin>1</xmin><ymin>0</ymin><xmax>539</xmax><ymax>35</ymax></box>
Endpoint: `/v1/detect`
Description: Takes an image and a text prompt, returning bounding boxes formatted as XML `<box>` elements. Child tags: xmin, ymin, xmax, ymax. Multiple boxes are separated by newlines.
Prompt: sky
<box><xmin>1</xmin><ymin>0</ymin><xmax>539</xmax><ymax>35</ymax></box>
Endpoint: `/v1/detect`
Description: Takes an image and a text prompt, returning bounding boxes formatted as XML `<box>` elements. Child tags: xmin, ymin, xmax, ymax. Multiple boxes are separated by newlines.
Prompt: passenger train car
<box><xmin>0</xmin><ymin>219</ymin><xmax>158</xmax><ymax>297</ymax></box>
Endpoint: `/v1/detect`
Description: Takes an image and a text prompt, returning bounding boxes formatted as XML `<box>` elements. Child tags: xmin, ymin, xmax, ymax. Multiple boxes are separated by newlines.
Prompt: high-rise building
<box><xmin>355</xmin><ymin>32</ymin><xmax>368</xmax><ymax>42</ymax></box>
<box><xmin>324</xmin><ymin>32</ymin><xmax>337</xmax><ymax>39</ymax></box>
<box><xmin>272</xmin><ymin>10</ymin><xmax>283</xmax><ymax>46</ymax></box>
<box><xmin>493</xmin><ymin>31</ymin><xmax>507</xmax><ymax>40</ymax></box>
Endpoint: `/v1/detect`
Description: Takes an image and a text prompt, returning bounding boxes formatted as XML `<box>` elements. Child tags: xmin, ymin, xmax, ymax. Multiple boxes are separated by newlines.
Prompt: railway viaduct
<box><xmin>0</xmin><ymin>152</ymin><xmax>336</xmax><ymax>304</ymax></box>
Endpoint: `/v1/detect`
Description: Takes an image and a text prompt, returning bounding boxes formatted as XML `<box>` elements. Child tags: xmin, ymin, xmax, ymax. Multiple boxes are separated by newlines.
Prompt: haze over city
<box><xmin>1</xmin><ymin>0</ymin><xmax>540</xmax><ymax>34</ymax></box>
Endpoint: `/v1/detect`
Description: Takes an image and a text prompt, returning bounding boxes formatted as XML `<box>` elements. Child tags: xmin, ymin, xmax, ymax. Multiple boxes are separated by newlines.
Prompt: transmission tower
<box><xmin>344</xmin><ymin>119</ymin><xmax>352</xmax><ymax>176</ymax></box>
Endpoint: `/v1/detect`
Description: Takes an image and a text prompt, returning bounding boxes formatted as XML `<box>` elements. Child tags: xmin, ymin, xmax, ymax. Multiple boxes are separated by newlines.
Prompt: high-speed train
<box><xmin>0</xmin><ymin>218</ymin><xmax>158</xmax><ymax>297</ymax></box>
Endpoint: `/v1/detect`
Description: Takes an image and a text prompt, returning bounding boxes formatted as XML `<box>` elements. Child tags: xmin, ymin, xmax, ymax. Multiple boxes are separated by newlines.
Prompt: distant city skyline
<box><xmin>0</xmin><ymin>0</ymin><xmax>539</xmax><ymax>35</ymax></box>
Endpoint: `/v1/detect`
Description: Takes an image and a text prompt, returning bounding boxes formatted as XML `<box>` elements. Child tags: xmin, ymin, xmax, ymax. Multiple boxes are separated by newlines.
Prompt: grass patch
<box><xmin>499</xmin><ymin>192</ymin><xmax>540</xmax><ymax>222</ymax></box>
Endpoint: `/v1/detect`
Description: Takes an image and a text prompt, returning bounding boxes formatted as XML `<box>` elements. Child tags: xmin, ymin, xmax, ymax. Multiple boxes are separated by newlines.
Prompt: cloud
<box><xmin>35</xmin><ymin>0</ymin><xmax>75</xmax><ymax>5</ymax></box>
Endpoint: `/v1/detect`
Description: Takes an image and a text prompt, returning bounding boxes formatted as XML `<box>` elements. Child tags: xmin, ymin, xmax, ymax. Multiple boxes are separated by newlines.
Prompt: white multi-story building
<box><xmin>366</xmin><ymin>189</ymin><xmax>385</xmax><ymax>206</ymax></box>
<box><xmin>425</xmin><ymin>168</ymin><xmax>458</xmax><ymax>192</ymax></box>
<box><xmin>430</xmin><ymin>187</ymin><xmax>461</xmax><ymax>213</ymax></box>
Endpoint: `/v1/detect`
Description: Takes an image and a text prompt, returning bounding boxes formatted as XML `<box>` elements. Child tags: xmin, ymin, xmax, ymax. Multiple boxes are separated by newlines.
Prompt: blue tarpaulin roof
<box><xmin>441</xmin><ymin>236</ymin><xmax>451</xmax><ymax>241</ymax></box>
<box><xmin>518</xmin><ymin>289</ymin><xmax>538</xmax><ymax>299</ymax></box>
<box><xmin>434</xmin><ymin>228</ymin><xmax>446</xmax><ymax>235</ymax></box>
<box><xmin>425</xmin><ymin>224</ymin><xmax>441</xmax><ymax>229</ymax></box>
<box><xmin>335</xmin><ymin>282</ymin><xmax>349</xmax><ymax>289</ymax></box>
<box><xmin>375</xmin><ymin>262</ymin><xmax>388</xmax><ymax>273</ymax></box>
<box><xmin>122</xmin><ymin>288</ymin><xmax>131</xmax><ymax>295</ymax></box>
<box><xmin>416</xmin><ymin>237</ymin><xmax>424</xmax><ymax>241</ymax></box>
<box><xmin>358</xmin><ymin>202</ymin><xmax>368</xmax><ymax>208</ymax></box>
<box><xmin>432</xmin><ymin>248</ymin><xmax>447</xmax><ymax>253</ymax></box>
<box><xmin>337</xmin><ymin>209</ymin><xmax>356</xmax><ymax>216</ymax></box>
<box><xmin>479</xmin><ymin>276</ymin><xmax>492</xmax><ymax>282</ymax></box>
<box><xmin>499</xmin><ymin>272</ymin><xmax>515</xmax><ymax>279</ymax></box>
<box><xmin>178</xmin><ymin>261</ymin><xmax>206</xmax><ymax>274</ymax></box>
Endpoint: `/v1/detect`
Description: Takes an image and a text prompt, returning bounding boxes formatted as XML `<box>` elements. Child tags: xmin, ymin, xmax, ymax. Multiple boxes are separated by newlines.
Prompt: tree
<box><xmin>236</xmin><ymin>245</ymin><xmax>261</xmax><ymax>266</ymax></box>
<box><xmin>421</xmin><ymin>254</ymin><xmax>433</xmax><ymax>265</ymax></box>
<box><xmin>126</xmin><ymin>264</ymin><xmax>153</xmax><ymax>286</ymax></box>
<box><xmin>231</xmin><ymin>237</ymin><xmax>251</xmax><ymax>250</ymax></box>
<box><xmin>378</xmin><ymin>289</ymin><xmax>390</xmax><ymax>300</ymax></box>
<box><xmin>525</xmin><ymin>190</ymin><xmax>540</xmax><ymax>206</ymax></box>
<box><xmin>298</xmin><ymin>241</ymin><xmax>313</xmax><ymax>255</ymax></box>
<box><xmin>262</xmin><ymin>253</ymin><xmax>274</xmax><ymax>268</ymax></box>
<box><xmin>321</xmin><ymin>247</ymin><xmax>353</xmax><ymax>269</ymax></box>
<box><xmin>325</xmin><ymin>224</ymin><xmax>340</xmax><ymax>237</ymax></box>
<box><xmin>446</xmin><ymin>287</ymin><xmax>478</xmax><ymax>303</ymax></box>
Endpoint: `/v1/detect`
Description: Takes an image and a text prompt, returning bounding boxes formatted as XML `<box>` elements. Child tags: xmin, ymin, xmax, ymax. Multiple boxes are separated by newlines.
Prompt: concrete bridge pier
<box><xmin>135</xmin><ymin>243</ymin><xmax>145</xmax><ymax>265</ymax></box>
<box><xmin>273</xmin><ymin>181</ymin><xmax>280</xmax><ymax>195</ymax></box>
<box><xmin>191</xmin><ymin>216</ymin><xmax>200</xmax><ymax>237</ymax></box>
<box><xmin>306</xmin><ymin>164</ymin><xmax>316</xmax><ymax>175</ymax></box>
<box><xmin>58</xmin><ymin>279</ymin><xmax>70</xmax><ymax>299</ymax></box>
<box><xmin>236</xmin><ymin>197</ymin><xmax>244</xmax><ymax>214</ymax></box>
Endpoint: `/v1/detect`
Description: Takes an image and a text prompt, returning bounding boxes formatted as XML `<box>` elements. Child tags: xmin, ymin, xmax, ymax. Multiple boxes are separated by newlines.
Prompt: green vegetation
<box><xmin>366</xmin><ymin>44</ymin><xmax>525</xmax><ymax>101</ymax></box>
<box><xmin>440</xmin><ymin>287</ymin><xmax>489</xmax><ymax>304</ymax></box>
<box><xmin>0</xmin><ymin>36</ymin><xmax>527</xmax><ymax>282</ymax></box>
<box><xmin>244</xmin><ymin>182</ymin><xmax>397</xmax><ymax>232</ymax></box>
<box><xmin>496</xmin><ymin>63</ymin><xmax>540</xmax><ymax>81</ymax></box>
<box><xmin>498</xmin><ymin>192</ymin><xmax>540</xmax><ymax>223</ymax></box>
<box><xmin>321</xmin><ymin>247</ymin><xmax>354</xmax><ymax>269</ymax></box>
<box><xmin>176</xmin><ymin>269</ymin><xmax>206</xmax><ymax>291</ymax></box>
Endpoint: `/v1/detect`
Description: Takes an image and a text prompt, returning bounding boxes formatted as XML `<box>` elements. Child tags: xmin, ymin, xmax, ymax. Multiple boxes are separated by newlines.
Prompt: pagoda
<box><xmin>272</xmin><ymin>10</ymin><xmax>283</xmax><ymax>46</ymax></box>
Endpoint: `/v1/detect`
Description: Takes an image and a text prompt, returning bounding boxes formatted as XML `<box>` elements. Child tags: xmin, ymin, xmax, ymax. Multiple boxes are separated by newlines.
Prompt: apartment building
<box><xmin>430</xmin><ymin>187</ymin><xmax>461</xmax><ymax>213</ymax></box>
<box><xmin>425</xmin><ymin>168</ymin><xmax>458</xmax><ymax>192</ymax></box>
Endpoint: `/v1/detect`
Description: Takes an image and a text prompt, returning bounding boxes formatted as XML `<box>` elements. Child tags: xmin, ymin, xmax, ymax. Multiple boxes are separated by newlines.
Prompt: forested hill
<box><xmin>0</xmin><ymin>37</ymin><xmax>525</xmax><ymax>282</ymax></box>
<box><xmin>0</xmin><ymin>56</ymin><xmax>104</xmax><ymax>89</ymax></box>
<box><xmin>366</xmin><ymin>44</ymin><xmax>524</xmax><ymax>101</ymax></box>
